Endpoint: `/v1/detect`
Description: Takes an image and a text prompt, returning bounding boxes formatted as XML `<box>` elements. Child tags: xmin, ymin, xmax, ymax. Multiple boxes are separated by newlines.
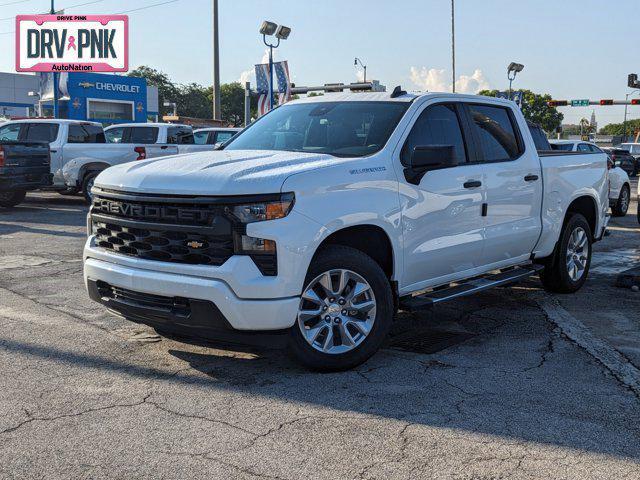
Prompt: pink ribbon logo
<box><xmin>67</xmin><ymin>36</ymin><xmax>77</xmax><ymax>51</ymax></box>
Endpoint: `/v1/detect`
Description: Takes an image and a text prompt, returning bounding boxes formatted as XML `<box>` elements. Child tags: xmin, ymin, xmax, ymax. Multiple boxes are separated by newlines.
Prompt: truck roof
<box><xmin>4</xmin><ymin>118</ymin><xmax>101</xmax><ymax>126</ymax></box>
<box><xmin>287</xmin><ymin>90</ymin><xmax>520</xmax><ymax>107</ymax></box>
<box><xmin>104</xmin><ymin>122</ymin><xmax>190</xmax><ymax>129</ymax></box>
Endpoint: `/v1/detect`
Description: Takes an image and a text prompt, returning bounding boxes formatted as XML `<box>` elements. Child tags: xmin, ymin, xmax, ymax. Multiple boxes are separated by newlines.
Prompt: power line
<box><xmin>0</xmin><ymin>0</ymin><xmax>31</xmax><ymax>7</ymax></box>
<box><xmin>115</xmin><ymin>0</ymin><xmax>179</xmax><ymax>14</ymax></box>
<box><xmin>1</xmin><ymin>0</ymin><xmax>107</xmax><ymax>21</ymax></box>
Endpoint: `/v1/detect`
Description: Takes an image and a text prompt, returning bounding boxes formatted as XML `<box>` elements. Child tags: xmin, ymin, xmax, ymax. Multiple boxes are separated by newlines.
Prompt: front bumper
<box><xmin>84</xmin><ymin>257</ymin><xmax>300</xmax><ymax>332</ymax></box>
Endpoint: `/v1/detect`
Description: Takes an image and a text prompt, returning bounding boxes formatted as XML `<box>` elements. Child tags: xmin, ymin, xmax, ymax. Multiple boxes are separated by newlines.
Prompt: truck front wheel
<box><xmin>82</xmin><ymin>171</ymin><xmax>100</xmax><ymax>204</ymax></box>
<box><xmin>540</xmin><ymin>213</ymin><xmax>593</xmax><ymax>293</ymax></box>
<box><xmin>288</xmin><ymin>245</ymin><xmax>394</xmax><ymax>371</ymax></box>
<box><xmin>0</xmin><ymin>190</ymin><xmax>27</xmax><ymax>208</ymax></box>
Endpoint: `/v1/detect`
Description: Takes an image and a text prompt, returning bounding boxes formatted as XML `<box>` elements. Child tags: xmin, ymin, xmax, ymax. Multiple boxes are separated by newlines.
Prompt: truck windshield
<box><xmin>224</xmin><ymin>101</ymin><xmax>409</xmax><ymax>157</ymax></box>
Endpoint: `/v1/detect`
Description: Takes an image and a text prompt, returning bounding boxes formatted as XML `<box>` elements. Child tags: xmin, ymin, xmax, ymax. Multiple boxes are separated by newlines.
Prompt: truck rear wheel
<box><xmin>0</xmin><ymin>190</ymin><xmax>27</xmax><ymax>208</ymax></box>
<box><xmin>82</xmin><ymin>171</ymin><xmax>100</xmax><ymax>204</ymax></box>
<box><xmin>611</xmin><ymin>184</ymin><xmax>630</xmax><ymax>217</ymax></box>
<box><xmin>540</xmin><ymin>213</ymin><xmax>592</xmax><ymax>293</ymax></box>
<box><xmin>288</xmin><ymin>245</ymin><xmax>394</xmax><ymax>371</ymax></box>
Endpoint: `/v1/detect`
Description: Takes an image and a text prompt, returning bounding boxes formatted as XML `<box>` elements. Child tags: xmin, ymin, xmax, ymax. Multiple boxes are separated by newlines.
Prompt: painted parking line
<box><xmin>537</xmin><ymin>295</ymin><xmax>640</xmax><ymax>397</ymax></box>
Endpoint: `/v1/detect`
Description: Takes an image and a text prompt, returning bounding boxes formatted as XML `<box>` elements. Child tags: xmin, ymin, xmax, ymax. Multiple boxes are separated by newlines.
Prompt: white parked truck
<box><xmin>550</xmin><ymin>139</ymin><xmax>631</xmax><ymax>217</ymax></box>
<box><xmin>104</xmin><ymin>123</ymin><xmax>215</xmax><ymax>158</ymax></box>
<box><xmin>84</xmin><ymin>90</ymin><xmax>610</xmax><ymax>371</ymax></box>
<box><xmin>0</xmin><ymin>119</ymin><xmax>145</xmax><ymax>203</ymax></box>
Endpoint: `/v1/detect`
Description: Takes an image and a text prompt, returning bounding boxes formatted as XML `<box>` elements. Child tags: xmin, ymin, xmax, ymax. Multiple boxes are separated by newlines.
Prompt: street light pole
<box><xmin>263</xmin><ymin>36</ymin><xmax>280</xmax><ymax>111</ymax></box>
<box><xmin>51</xmin><ymin>0</ymin><xmax>59</xmax><ymax>119</ymax></box>
<box><xmin>212</xmin><ymin>0</ymin><xmax>221</xmax><ymax>121</ymax></box>
<box><xmin>354</xmin><ymin>58</ymin><xmax>367</xmax><ymax>83</ymax></box>
<box><xmin>451</xmin><ymin>0</ymin><xmax>455</xmax><ymax>93</ymax></box>
<box><xmin>623</xmin><ymin>90</ymin><xmax>639</xmax><ymax>142</ymax></box>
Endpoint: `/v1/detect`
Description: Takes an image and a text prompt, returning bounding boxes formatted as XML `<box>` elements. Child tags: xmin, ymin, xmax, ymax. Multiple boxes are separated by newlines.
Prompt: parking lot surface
<box><xmin>1</xmin><ymin>182</ymin><xmax>639</xmax><ymax>479</ymax></box>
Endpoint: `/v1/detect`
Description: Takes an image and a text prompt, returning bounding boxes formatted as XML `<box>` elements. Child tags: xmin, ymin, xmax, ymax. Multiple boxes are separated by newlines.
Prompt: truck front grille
<box><xmin>93</xmin><ymin>220</ymin><xmax>234</xmax><ymax>266</ymax></box>
<box><xmin>91</xmin><ymin>191</ymin><xmax>235</xmax><ymax>267</ymax></box>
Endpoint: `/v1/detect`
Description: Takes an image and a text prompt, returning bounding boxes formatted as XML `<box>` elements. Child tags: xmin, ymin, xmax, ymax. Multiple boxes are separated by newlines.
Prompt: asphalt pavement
<box><xmin>1</xmin><ymin>183</ymin><xmax>639</xmax><ymax>479</ymax></box>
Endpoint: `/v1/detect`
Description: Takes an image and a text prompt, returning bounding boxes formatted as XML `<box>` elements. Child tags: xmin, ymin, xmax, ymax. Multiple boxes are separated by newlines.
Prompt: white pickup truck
<box><xmin>0</xmin><ymin>119</ymin><xmax>144</xmax><ymax>203</ymax></box>
<box><xmin>104</xmin><ymin>123</ymin><xmax>214</xmax><ymax>158</ymax></box>
<box><xmin>83</xmin><ymin>90</ymin><xmax>609</xmax><ymax>371</ymax></box>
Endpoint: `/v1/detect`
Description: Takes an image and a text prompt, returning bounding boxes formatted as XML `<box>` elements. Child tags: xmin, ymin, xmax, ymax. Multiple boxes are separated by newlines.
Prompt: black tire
<box><xmin>288</xmin><ymin>245</ymin><xmax>394</xmax><ymax>372</ymax></box>
<box><xmin>81</xmin><ymin>171</ymin><xmax>100</xmax><ymax>204</ymax></box>
<box><xmin>0</xmin><ymin>190</ymin><xmax>27</xmax><ymax>208</ymax></box>
<box><xmin>540</xmin><ymin>213</ymin><xmax>592</xmax><ymax>294</ymax></box>
<box><xmin>611</xmin><ymin>184</ymin><xmax>630</xmax><ymax>217</ymax></box>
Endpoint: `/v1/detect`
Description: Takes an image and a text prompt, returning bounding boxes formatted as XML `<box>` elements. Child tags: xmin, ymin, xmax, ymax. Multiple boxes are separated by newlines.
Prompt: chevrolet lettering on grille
<box><xmin>94</xmin><ymin>199</ymin><xmax>209</xmax><ymax>223</ymax></box>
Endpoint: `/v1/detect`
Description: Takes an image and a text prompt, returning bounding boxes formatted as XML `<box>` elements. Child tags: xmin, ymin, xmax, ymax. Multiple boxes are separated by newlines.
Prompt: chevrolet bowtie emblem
<box><xmin>78</xmin><ymin>82</ymin><xmax>95</xmax><ymax>88</ymax></box>
<box><xmin>187</xmin><ymin>240</ymin><xmax>204</xmax><ymax>249</ymax></box>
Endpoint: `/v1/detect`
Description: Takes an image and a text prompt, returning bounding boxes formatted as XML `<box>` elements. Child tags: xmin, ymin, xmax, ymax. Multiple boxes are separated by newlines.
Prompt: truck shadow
<box><xmin>4</xmin><ymin>285</ymin><xmax>639</xmax><ymax>461</ymax></box>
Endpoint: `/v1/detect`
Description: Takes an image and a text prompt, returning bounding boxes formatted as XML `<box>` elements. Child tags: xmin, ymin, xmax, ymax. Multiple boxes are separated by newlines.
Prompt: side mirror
<box><xmin>615</xmin><ymin>160</ymin><xmax>622</xmax><ymax>167</ymax></box>
<box><xmin>404</xmin><ymin>145</ymin><xmax>458</xmax><ymax>185</ymax></box>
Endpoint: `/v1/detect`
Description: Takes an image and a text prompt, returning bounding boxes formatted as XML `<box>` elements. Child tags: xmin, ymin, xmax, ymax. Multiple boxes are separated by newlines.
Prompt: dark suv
<box><xmin>603</xmin><ymin>148</ymin><xmax>638</xmax><ymax>177</ymax></box>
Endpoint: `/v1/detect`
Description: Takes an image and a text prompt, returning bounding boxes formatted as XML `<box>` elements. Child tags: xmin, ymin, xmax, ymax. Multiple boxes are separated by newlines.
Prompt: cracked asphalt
<box><xmin>1</xmin><ymin>185</ymin><xmax>640</xmax><ymax>480</ymax></box>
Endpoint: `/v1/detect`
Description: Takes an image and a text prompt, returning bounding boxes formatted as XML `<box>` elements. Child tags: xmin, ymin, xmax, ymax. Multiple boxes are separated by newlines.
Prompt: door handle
<box><xmin>160</xmin><ymin>145</ymin><xmax>169</xmax><ymax>150</ymax></box>
<box><xmin>524</xmin><ymin>174</ymin><xmax>539</xmax><ymax>182</ymax></box>
<box><xmin>463</xmin><ymin>180</ymin><xmax>482</xmax><ymax>189</ymax></box>
<box><xmin>50</xmin><ymin>149</ymin><xmax>57</xmax><ymax>153</ymax></box>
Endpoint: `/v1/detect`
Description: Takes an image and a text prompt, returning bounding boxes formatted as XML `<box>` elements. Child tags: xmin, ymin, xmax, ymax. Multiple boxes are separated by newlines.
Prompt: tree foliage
<box><xmin>599</xmin><ymin>119</ymin><xmax>640</xmax><ymax>136</ymax></box>
<box><xmin>478</xmin><ymin>89</ymin><xmax>564</xmax><ymax>133</ymax></box>
<box><xmin>128</xmin><ymin>65</ymin><xmax>253</xmax><ymax>125</ymax></box>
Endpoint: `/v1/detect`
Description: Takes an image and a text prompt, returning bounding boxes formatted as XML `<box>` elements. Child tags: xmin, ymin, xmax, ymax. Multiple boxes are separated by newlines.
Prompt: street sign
<box><xmin>571</xmin><ymin>99</ymin><xmax>589</xmax><ymax>107</ymax></box>
<box><xmin>16</xmin><ymin>15</ymin><xmax>129</xmax><ymax>72</ymax></box>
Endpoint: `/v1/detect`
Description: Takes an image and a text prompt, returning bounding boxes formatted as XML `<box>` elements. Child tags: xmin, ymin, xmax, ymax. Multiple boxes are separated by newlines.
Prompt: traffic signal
<box><xmin>548</xmin><ymin>100</ymin><xmax>568</xmax><ymax>107</ymax></box>
<box><xmin>629</xmin><ymin>73</ymin><xmax>639</xmax><ymax>89</ymax></box>
<box><xmin>599</xmin><ymin>99</ymin><xmax>614</xmax><ymax>105</ymax></box>
<box><xmin>632</xmin><ymin>99</ymin><xmax>640</xmax><ymax>105</ymax></box>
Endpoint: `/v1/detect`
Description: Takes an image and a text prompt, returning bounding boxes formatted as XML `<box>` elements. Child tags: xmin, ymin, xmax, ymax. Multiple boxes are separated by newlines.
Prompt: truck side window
<box><xmin>167</xmin><ymin>127</ymin><xmax>194</xmax><ymax>144</ymax></box>
<box><xmin>24</xmin><ymin>123</ymin><xmax>59</xmax><ymax>143</ymax></box>
<box><xmin>0</xmin><ymin>123</ymin><xmax>21</xmax><ymax>142</ymax></box>
<box><xmin>129</xmin><ymin>127</ymin><xmax>159</xmax><ymax>144</ymax></box>
<box><xmin>193</xmin><ymin>131</ymin><xmax>209</xmax><ymax>145</ymax></box>
<box><xmin>577</xmin><ymin>144</ymin><xmax>591</xmax><ymax>152</ymax></box>
<box><xmin>401</xmin><ymin>104</ymin><xmax>467</xmax><ymax>166</ymax></box>
<box><xmin>105</xmin><ymin>127</ymin><xmax>125</xmax><ymax>143</ymax></box>
<box><xmin>468</xmin><ymin>104</ymin><xmax>522</xmax><ymax>161</ymax></box>
<box><xmin>68</xmin><ymin>125</ymin><xmax>106</xmax><ymax>144</ymax></box>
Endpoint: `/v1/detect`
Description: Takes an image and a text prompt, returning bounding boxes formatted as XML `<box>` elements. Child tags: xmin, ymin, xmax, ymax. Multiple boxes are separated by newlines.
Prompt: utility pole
<box><xmin>51</xmin><ymin>0</ymin><xmax>59</xmax><ymax>118</ymax></box>
<box><xmin>244</xmin><ymin>81</ymin><xmax>251</xmax><ymax>127</ymax></box>
<box><xmin>451</xmin><ymin>0</ymin><xmax>455</xmax><ymax>93</ymax></box>
<box><xmin>212</xmin><ymin>0</ymin><xmax>221</xmax><ymax>121</ymax></box>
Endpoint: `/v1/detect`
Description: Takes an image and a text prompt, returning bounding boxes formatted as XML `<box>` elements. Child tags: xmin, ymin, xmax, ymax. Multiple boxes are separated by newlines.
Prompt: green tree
<box><xmin>128</xmin><ymin>66</ymin><xmax>179</xmax><ymax>116</ymax></box>
<box><xmin>479</xmin><ymin>89</ymin><xmax>563</xmax><ymax>133</ymax></box>
<box><xmin>176</xmin><ymin>83</ymin><xmax>211</xmax><ymax>119</ymax></box>
<box><xmin>599</xmin><ymin>119</ymin><xmax>640</xmax><ymax>136</ymax></box>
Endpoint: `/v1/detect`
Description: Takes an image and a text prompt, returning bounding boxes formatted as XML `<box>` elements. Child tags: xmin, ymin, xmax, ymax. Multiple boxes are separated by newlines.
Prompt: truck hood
<box><xmin>94</xmin><ymin>149</ymin><xmax>340</xmax><ymax>195</ymax></box>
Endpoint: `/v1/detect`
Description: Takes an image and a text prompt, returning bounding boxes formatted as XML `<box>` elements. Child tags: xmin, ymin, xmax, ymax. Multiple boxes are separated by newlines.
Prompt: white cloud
<box><xmin>455</xmin><ymin>69</ymin><xmax>491</xmax><ymax>94</ymax></box>
<box><xmin>238</xmin><ymin>49</ymin><xmax>274</xmax><ymax>85</ymax></box>
<box><xmin>409</xmin><ymin>67</ymin><xmax>491</xmax><ymax>94</ymax></box>
<box><xmin>409</xmin><ymin>67</ymin><xmax>448</xmax><ymax>92</ymax></box>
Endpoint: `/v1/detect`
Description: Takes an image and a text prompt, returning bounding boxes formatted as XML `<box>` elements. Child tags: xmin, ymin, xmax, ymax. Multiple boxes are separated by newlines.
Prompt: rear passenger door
<box><xmin>398</xmin><ymin>102</ymin><xmax>487</xmax><ymax>291</ymax></box>
<box><xmin>465</xmin><ymin>103</ymin><xmax>543</xmax><ymax>266</ymax></box>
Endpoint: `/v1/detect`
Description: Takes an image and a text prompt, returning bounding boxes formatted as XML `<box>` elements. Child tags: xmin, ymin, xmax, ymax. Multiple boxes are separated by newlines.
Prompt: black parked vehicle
<box><xmin>0</xmin><ymin>126</ymin><xmax>52</xmax><ymax>207</ymax></box>
<box><xmin>603</xmin><ymin>148</ymin><xmax>638</xmax><ymax>177</ymax></box>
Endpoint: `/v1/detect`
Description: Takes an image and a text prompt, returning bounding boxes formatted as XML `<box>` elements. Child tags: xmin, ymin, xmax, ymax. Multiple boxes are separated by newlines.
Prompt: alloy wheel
<box><xmin>565</xmin><ymin>227</ymin><xmax>589</xmax><ymax>281</ymax></box>
<box><xmin>297</xmin><ymin>269</ymin><xmax>376</xmax><ymax>354</ymax></box>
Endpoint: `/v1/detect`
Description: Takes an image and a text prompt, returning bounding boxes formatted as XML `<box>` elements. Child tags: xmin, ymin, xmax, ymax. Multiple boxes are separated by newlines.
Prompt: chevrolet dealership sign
<box><xmin>15</xmin><ymin>15</ymin><xmax>128</xmax><ymax>72</ymax></box>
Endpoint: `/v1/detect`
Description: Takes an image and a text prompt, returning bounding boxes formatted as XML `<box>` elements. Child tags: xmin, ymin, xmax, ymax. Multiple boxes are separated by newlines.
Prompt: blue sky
<box><xmin>1</xmin><ymin>0</ymin><xmax>638</xmax><ymax>126</ymax></box>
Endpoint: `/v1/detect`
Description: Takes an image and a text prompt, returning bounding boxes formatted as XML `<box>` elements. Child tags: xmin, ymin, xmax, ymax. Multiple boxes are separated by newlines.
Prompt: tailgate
<box><xmin>1</xmin><ymin>141</ymin><xmax>50</xmax><ymax>168</ymax></box>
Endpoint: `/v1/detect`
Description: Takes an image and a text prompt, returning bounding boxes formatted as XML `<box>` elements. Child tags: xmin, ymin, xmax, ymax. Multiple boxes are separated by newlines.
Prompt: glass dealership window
<box><xmin>87</xmin><ymin>100</ymin><xmax>134</xmax><ymax>121</ymax></box>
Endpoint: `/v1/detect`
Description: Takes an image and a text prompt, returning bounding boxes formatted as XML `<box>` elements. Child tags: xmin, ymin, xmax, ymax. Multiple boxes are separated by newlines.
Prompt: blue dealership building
<box><xmin>0</xmin><ymin>71</ymin><xmax>159</xmax><ymax>124</ymax></box>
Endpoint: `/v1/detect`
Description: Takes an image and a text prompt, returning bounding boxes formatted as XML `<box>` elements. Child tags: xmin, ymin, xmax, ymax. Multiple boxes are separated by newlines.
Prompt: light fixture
<box><xmin>507</xmin><ymin>62</ymin><xmax>524</xmax><ymax>74</ymax></box>
<box><xmin>259</xmin><ymin>20</ymin><xmax>278</xmax><ymax>36</ymax></box>
<box><xmin>274</xmin><ymin>24</ymin><xmax>291</xmax><ymax>40</ymax></box>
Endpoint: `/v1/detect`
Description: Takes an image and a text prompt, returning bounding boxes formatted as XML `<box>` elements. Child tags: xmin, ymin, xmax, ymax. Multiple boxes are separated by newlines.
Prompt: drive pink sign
<box><xmin>15</xmin><ymin>15</ymin><xmax>128</xmax><ymax>72</ymax></box>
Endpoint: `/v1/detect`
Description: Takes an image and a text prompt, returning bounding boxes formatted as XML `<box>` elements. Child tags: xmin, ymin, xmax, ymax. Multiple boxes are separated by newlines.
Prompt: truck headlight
<box><xmin>228</xmin><ymin>193</ymin><xmax>294</xmax><ymax>223</ymax></box>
